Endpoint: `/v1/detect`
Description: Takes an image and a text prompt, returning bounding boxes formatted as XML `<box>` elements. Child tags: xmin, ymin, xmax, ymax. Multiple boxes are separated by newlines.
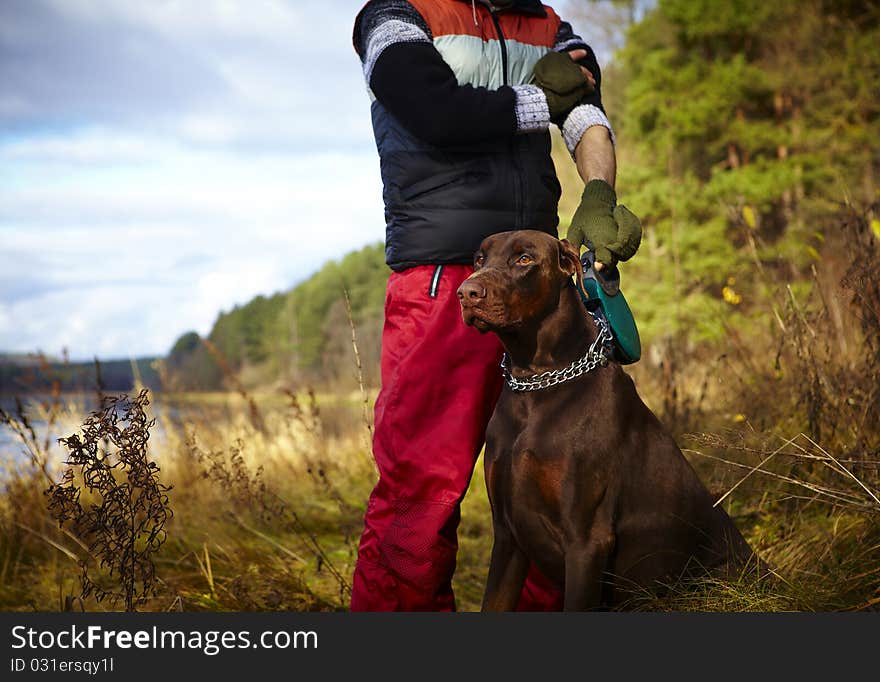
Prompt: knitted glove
<box><xmin>532</xmin><ymin>51</ymin><xmax>594</xmax><ymax>123</ymax></box>
<box><xmin>566</xmin><ymin>180</ymin><xmax>642</xmax><ymax>268</ymax></box>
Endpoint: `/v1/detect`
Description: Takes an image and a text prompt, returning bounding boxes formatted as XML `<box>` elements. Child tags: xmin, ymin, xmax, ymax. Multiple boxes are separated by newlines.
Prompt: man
<box><xmin>350</xmin><ymin>0</ymin><xmax>641</xmax><ymax>611</ymax></box>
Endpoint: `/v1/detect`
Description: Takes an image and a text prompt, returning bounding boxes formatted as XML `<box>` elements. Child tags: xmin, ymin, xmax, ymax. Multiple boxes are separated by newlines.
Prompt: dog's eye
<box><xmin>516</xmin><ymin>254</ymin><xmax>533</xmax><ymax>266</ymax></box>
<box><xmin>474</xmin><ymin>254</ymin><xmax>484</xmax><ymax>268</ymax></box>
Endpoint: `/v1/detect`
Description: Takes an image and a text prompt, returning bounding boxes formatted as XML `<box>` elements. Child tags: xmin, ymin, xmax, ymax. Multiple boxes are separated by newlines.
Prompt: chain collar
<box><xmin>500</xmin><ymin>312</ymin><xmax>613</xmax><ymax>392</ymax></box>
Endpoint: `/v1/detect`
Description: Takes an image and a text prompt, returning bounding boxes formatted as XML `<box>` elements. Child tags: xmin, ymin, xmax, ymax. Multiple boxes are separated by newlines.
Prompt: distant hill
<box><xmin>0</xmin><ymin>244</ymin><xmax>390</xmax><ymax>396</ymax></box>
<box><xmin>0</xmin><ymin>356</ymin><xmax>162</xmax><ymax>395</ymax></box>
<box><xmin>0</xmin><ymin>353</ymin><xmax>59</xmax><ymax>367</ymax></box>
<box><xmin>165</xmin><ymin>242</ymin><xmax>389</xmax><ymax>391</ymax></box>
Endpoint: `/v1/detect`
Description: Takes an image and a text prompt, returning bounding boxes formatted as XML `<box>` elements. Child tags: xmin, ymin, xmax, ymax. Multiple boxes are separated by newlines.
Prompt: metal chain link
<box><xmin>501</xmin><ymin>312</ymin><xmax>613</xmax><ymax>392</ymax></box>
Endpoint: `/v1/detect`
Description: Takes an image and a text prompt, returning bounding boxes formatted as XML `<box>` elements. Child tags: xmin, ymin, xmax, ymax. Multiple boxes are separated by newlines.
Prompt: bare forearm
<box><xmin>574</xmin><ymin>125</ymin><xmax>616</xmax><ymax>188</ymax></box>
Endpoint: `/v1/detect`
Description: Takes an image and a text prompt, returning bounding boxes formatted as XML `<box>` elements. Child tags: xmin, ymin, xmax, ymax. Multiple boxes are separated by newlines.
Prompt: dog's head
<box><xmin>457</xmin><ymin>230</ymin><xmax>581</xmax><ymax>333</ymax></box>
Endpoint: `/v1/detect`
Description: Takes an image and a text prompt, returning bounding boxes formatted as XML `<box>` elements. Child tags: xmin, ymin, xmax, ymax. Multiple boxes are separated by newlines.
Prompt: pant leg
<box><xmin>516</xmin><ymin>564</ymin><xmax>564</xmax><ymax>611</ymax></box>
<box><xmin>350</xmin><ymin>264</ymin><xmax>503</xmax><ymax>611</ymax></box>
<box><xmin>349</xmin><ymin>264</ymin><xmax>564</xmax><ymax>612</ymax></box>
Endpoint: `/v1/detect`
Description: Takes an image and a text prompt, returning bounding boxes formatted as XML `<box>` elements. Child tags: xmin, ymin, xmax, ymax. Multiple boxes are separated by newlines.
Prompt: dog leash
<box><xmin>500</xmin><ymin>311</ymin><xmax>613</xmax><ymax>392</ymax></box>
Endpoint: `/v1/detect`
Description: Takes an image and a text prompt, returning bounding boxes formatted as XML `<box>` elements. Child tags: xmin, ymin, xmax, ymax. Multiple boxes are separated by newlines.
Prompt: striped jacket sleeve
<box><xmin>352</xmin><ymin>0</ymin><xmax>552</xmax><ymax>146</ymax></box>
<box><xmin>553</xmin><ymin>19</ymin><xmax>616</xmax><ymax>155</ymax></box>
<box><xmin>353</xmin><ymin>0</ymin><xmax>434</xmax><ymax>84</ymax></box>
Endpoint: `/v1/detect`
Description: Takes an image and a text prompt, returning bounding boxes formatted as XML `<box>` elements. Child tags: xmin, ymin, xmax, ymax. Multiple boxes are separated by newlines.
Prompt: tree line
<box><xmin>165</xmin><ymin>243</ymin><xmax>387</xmax><ymax>391</ymax></box>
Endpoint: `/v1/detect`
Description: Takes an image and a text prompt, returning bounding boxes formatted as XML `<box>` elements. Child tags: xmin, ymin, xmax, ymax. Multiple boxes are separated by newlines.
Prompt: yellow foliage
<box><xmin>722</xmin><ymin>286</ymin><xmax>742</xmax><ymax>305</ymax></box>
<box><xmin>742</xmin><ymin>205</ymin><xmax>757</xmax><ymax>229</ymax></box>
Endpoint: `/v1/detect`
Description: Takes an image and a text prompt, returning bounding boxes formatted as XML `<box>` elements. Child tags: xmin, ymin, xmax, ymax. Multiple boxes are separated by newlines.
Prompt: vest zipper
<box><xmin>489</xmin><ymin>8</ymin><xmax>523</xmax><ymax>226</ymax></box>
<box><xmin>488</xmin><ymin>9</ymin><xmax>508</xmax><ymax>86</ymax></box>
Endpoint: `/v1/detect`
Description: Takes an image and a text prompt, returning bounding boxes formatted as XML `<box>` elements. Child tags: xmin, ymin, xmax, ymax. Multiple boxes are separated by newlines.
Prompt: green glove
<box><xmin>532</xmin><ymin>51</ymin><xmax>593</xmax><ymax>123</ymax></box>
<box><xmin>566</xmin><ymin>179</ymin><xmax>642</xmax><ymax>268</ymax></box>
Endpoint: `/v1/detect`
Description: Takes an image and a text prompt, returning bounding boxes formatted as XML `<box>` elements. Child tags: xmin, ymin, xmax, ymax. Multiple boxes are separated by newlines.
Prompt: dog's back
<box><xmin>598</xmin><ymin>369</ymin><xmax>753</xmax><ymax>592</ymax></box>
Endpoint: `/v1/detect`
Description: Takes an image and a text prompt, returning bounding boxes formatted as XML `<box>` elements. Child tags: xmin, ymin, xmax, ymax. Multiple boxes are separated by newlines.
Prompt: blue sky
<box><xmin>0</xmin><ymin>0</ymin><xmax>593</xmax><ymax>361</ymax></box>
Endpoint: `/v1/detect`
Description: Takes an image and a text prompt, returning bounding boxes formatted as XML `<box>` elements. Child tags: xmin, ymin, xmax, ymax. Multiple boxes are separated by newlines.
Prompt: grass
<box><xmin>2</xmin><ymin>379</ymin><xmax>877</xmax><ymax>612</ymax></box>
<box><xmin>0</xmin><ymin>388</ymin><xmax>374</xmax><ymax>612</ymax></box>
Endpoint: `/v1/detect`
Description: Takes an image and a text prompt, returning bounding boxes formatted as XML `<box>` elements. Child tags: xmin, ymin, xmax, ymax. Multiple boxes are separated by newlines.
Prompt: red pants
<box><xmin>350</xmin><ymin>265</ymin><xmax>562</xmax><ymax>611</ymax></box>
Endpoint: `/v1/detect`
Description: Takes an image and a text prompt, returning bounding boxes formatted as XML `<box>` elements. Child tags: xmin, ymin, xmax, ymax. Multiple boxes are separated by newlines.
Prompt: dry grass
<box><xmin>616</xmin><ymin>210</ymin><xmax>880</xmax><ymax>611</ymax></box>
<box><xmin>626</xmin><ymin>429</ymin><xmax>880</xmax><ymax>612</ymax></box>
<box><xmin>1</xmin><ymin>386</ymin><xmax>376</xmax><ymax>612</ymax></box>
<box><xmin>1</xmin><ymin>363</ymin><xmax>878</xmax><ymax>612</ymax></box>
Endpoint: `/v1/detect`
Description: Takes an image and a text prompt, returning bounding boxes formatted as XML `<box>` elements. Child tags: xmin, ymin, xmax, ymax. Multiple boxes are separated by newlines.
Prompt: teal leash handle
<box><xmin>581</xmin><ymin>249</ymin><xmax>620</xmax><ymax>296</ymax></box>
<box><xmin>579</xmin><ymin>250</ymin><xmax>642</xmax><ymax>365</ymax></box>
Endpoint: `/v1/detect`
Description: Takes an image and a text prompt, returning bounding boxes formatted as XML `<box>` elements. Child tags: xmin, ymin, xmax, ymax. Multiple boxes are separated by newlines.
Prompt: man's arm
<box><xmin>553</xmin><ymin>20</ymin><xmax>617</xmax><ymax>178</ymax></box>
<box><xmin>354</xmin><ymin>0</ymin><xmax>553</xmax><ymax>146</ymax></box>
<box><xmin>574</xmin><ymin>106</ymin><xmax>617</xmax><ymax>188</ymax></box>
<box><xmin>572</xmin><ymin>127</ymin><xmax>620</xmax><ymax>271</ymax></box>
<box><xmin>556</xmin><ymin>23</ymin><xmax>640</xmax><ymax>270</ymax></box>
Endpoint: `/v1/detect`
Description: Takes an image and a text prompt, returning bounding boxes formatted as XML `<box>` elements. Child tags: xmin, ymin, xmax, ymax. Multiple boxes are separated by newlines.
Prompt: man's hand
<box><xmin>532</xmin><ymin>51</ymin><xmax>594</xmax><ymax>123</ymax></box>
<box><xmin>564</xmin><ymin>49</ymin><xmax>596</xmax><ymax>89</ymax></box>
<box><xmin>566</xmin><ymin>179</ymin><xmax>642</xmax><ymax>270</ymax></box>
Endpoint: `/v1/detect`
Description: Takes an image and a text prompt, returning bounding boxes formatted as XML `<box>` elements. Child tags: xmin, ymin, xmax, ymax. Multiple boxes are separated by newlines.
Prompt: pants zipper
<box><xmin>428</xmin><ymin>265</ymin><xmax>444</xmax><ymax>298</ymax></box>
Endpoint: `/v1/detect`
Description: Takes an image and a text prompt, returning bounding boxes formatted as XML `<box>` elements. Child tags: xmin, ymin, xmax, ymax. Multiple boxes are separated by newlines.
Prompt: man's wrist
<box><xmin>563</xmin><ymin>104</ymin><xmax>615</xmax><ymax>158</ymax></box>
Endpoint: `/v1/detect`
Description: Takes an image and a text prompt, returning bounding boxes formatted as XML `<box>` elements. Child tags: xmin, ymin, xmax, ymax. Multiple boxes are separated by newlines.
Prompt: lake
<box><xmin>0</xmin><ymin>393</ymin><xmax>186</xmax><ymax>473</ymax></box>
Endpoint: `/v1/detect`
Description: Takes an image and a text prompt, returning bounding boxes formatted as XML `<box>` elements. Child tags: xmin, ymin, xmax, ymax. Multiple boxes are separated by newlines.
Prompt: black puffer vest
<box><xmin>370</xmin><ymin>0</ymin><xmax>563</xmax><ymax>271</ymax></box>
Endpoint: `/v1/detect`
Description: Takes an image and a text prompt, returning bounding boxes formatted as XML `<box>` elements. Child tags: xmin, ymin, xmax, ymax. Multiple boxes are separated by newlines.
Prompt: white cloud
<box><xmin>1</xmin><ymin>138</ymin><xmax>384</xmax><ymax>230</ymax></box>
<box><xmin>0</xmin><ymin>129</ymin><xmax>176</xmax><ymax>164</ymax></box>
<box><xmin>1</xmin><ymin>247</ymin><xmax>342</xmax><ymax>359</ymax></box>
<box><xmin>49</xmin><ymin>0</ymin><xmax>307</xmax><ymax>45</ymax></box>
<box><xmin>0</xmin><ymin>1</ymin><xmax>392</xmax><ymax>359</ymax></box>
<box><xmin>1</xmin><ymin>0</ymin><xmax>374</xmax><ymax>150</ymax></box>
<box><xmin>2</xmin><ymin>285</ymin><xmax>199</xmax><ymax>360</ymax></box>
<box><xmin>0</xmin><ymin>132</ymin><xmax>385</xmax><ymax>358</ymax></box>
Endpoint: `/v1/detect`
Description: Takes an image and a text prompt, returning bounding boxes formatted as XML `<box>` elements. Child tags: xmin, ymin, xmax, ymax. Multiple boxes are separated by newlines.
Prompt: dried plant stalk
<box><xmin>45</xmin><ymin>389</ymin><xmax>172</xmax><ymax>611</ymax></box>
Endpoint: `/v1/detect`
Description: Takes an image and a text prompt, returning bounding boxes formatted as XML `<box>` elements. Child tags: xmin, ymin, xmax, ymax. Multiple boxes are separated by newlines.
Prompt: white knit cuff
<box><xmin>562</xmin><ymin>104</ymin><xmax>616</xmax><ymax>157</ymax></box>
<box><xmin>512</xmin><ymin>84</ymin><xmax>550</xmax><ymax>134</ymax></box>
<box><xmin>363</xmin><ymin>19</ymin><xmax>431</xmax><ymax>83</ymax></box>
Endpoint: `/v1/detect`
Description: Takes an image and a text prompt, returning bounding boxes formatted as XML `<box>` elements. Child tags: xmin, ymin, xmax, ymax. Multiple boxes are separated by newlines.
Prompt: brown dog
<box><xmin>457</xmin><ymin>230</ymin><xmax>753</xmax><ymax>611</ymax></box>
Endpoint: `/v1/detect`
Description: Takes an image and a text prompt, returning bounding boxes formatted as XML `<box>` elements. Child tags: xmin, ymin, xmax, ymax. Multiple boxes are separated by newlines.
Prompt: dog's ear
<box><xmin>558</xmin><ymin>239</ymin><xmax>589</xmax><ymax>299</ymax></box>
<box><xmin>558</xmin><ymin>238</ymin><xmax>579</xmax><ymax>277</ymax></box>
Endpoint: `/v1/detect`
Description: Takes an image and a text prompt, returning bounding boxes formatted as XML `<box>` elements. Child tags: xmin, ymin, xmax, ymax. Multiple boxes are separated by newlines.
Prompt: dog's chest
<box><xmin>486</xmin><ymin>391</ymin><xmax>599</xmax><ymax>544</ymax></box>
<box><xmin>486</xmin><ymin>417</ymin><xmax>568</xmax><ymax>521</ymax></box>
<box><xmin>485</xmin><ymin>436</ymin><xmax>568</xmax><ymax>572</ymax></box>
<box><xmin>487</xmin><ymin>394</ymin><xmax>568</xmax><ymax>476</ymax></box>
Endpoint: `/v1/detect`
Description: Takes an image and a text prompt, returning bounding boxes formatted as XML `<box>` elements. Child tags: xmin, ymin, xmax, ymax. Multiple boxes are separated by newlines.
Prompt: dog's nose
<box><xmin>457</xmin><ymin>279</ymin><xmax>486</xmax><ymax>302</ymax></box>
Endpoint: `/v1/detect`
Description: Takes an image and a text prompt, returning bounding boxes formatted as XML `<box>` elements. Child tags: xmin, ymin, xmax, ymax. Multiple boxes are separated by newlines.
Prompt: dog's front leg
<box><xmin>563</xmin><ymin>527</ymin><xmax>615</xmax><ymax>611</ymax></box>
<box><xmin>482</xmin><ymin>523</ymin><xmax>529</xmax><ymax>612</ymax></box>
